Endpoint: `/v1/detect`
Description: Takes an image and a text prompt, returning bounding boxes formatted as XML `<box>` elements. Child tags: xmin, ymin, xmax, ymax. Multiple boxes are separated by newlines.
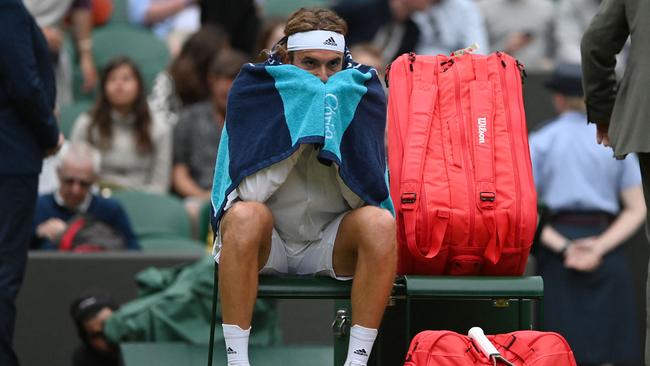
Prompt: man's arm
<box><xmin>580</xmin><ymin>0</ymin><xmax>629</xmax><ymax>128</ymax></box>
<box><xmin>111</xmin><ymin>202</ymin><xmax>141</xmax><ymax>250</ymax></box>
<box><xmin>565</xmin><ymin>185</ymin><xmax>645</xmax><ymax>271</ymax></box>
<box><xmin>172</xmin><ymin>164</ymin><xmax>210</xmax><ymax>198</ymax></box>
<box><xmin>0</xmin><ymin>2</ymin><xmax>59</xmax><ymax>150</ymax></box>
<box><xmin>70</xmin><ymin>0</ymin><xmax>97</xmax><ymax>92</ymax></box>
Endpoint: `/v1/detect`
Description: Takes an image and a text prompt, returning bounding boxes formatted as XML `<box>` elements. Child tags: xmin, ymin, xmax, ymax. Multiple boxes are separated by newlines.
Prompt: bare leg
<box><xmin>332</xmin><ymin>206</ymin><xmax>397</xmax><ymax>328</ymax></box>
<box><xmin>218</xmin><ymin>201</ymin><xmax>274</xmax><ymax>328</ymax></box>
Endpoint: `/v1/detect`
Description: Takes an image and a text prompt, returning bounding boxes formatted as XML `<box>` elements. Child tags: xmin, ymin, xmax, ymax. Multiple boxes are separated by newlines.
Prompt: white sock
<box><xmin>344</xmin><ymin>325</ymin><xmax>378</xmax><ymax>366</ymax></box>
<box><xmin>222</xmin><ymin>324</ymin><xmax>251</xmax><ymax>366</ymax></box>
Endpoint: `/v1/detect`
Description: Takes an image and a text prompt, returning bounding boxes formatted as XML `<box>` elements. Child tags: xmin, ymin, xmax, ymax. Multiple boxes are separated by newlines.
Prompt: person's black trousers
<box><xmin>637</xmin><ymin>153</ymin><xmax>650</xmax><ymax>365</ymax></box>
<box><xmin>0</xmin><ymin>175</ymin><xmax>38</xmax><ymax>366</ymax></box>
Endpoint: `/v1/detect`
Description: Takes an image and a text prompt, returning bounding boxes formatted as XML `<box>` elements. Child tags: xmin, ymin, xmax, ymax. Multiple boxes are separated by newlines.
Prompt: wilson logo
<box><xmin>477</xmin><ymin>117</ymin><xmax>487</xmax><ymax>144</ymax></box>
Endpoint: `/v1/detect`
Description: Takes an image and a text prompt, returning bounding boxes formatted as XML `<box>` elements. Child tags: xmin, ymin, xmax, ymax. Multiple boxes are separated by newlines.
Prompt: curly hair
<box><xmin>273</xmin><ymin>7</ymin><xmax>348</xmax><ymax>63</ymax></box>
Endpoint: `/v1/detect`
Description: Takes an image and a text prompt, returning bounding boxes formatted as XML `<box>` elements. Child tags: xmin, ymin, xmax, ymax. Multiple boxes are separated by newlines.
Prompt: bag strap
<box><xmin>493</xmin><ymin>334</ymin><xmax>535</xmax><ymax>363</ymax></box>
<box><xmin>400</xmin><ymin>56</ymin><xmax>449</xmax><ymax>259</ymax></box>
<box><xmin>59</xmin><ymin>217</ymin><xmax>87</xmax><ymax>251</ymax></box>
<box><xmin>470</xmin><ymin>56</ymin><xmax>501</xmax><ymax>264</ymax></box>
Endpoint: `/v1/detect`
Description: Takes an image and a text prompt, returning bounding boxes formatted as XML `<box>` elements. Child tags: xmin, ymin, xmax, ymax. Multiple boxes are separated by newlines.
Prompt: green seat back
<box><xmin>111</xmin><ymin>190</ymin><xmax>191</xmax><ymax>239</ymax></box>
<box><xmin>263</xmin><ymin>0</ymin><xmax>330</xmax><ymax>17</ymax></box>
<box><xmin>73</xmin><ymin>24</ymin><xmax>169</xmax><ymax>101</ymax></box>
<box><xmin>59</xmin><ymin>101</ymin><xmax>93</xmax><ymax>138</ymax></box>
<box><xmin>110</xmin><ymin>0</ymin><xmax>130</xmax><ymax>24</ymax></box>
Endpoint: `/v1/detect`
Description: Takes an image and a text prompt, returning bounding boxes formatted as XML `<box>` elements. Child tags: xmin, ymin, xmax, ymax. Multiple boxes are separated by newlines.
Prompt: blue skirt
<box><xmin>537</xmin><ymin>222</ymin><xmax>643</xmax><ymax>365</ymax></box>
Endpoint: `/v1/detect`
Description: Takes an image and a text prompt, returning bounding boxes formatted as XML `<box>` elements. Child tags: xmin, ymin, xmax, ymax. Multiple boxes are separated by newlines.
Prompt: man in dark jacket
<box><xmin>32</xmin><ymin>142</ymin><xmax>140</xmax><ymax>251</ymax></box>
<box><xmin>0</xmin><ymin>0</ymin><xmax>63</xmax><ymax>364</ymax></box>
<box><xmin>581</xmin><ymin>0</ymin><xmax>650</xmax><ymax>360</ymax></box>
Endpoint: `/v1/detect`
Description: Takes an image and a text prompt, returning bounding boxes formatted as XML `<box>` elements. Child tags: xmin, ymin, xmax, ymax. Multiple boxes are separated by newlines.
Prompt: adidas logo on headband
<box><xmin>323</xmin><ymin>37</ymin><xmax>338</xmax><ymax>47</ymax></box>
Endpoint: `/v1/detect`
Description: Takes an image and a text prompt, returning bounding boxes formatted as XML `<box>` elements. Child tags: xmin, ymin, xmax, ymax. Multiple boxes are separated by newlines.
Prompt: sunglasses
<box><xmin>61</xmin><ymin>177</ymin><xmax>93</xmax><ymax>188</ymax></box>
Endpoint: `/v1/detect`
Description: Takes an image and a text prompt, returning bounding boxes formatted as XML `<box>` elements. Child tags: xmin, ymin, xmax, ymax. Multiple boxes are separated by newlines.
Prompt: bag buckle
<box><xmin>480</xmin><ymin>192</ymin><xmax>496</xmax><ymax>202</ymax></box>
<box><xmin>401</xmin><ymin>192</ymin><xmax>417</xmax><ymax>210</ymax></box>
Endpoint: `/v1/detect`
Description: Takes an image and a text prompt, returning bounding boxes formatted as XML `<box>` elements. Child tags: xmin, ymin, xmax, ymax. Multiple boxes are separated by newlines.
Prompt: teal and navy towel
<box><xmin>210</xmin><ymin>54</ymin><xmax>394</xmax><ymax>230</ymax></box>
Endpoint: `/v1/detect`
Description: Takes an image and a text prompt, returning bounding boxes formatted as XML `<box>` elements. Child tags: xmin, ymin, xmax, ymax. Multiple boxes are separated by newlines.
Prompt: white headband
<box><xmin>287</xmin><ymin>30</ymin><xmax>345</xmax><ymax>53</ymax></box>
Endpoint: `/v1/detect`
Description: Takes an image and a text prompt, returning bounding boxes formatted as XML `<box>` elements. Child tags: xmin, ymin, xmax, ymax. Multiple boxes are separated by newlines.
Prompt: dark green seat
<box><xmin>121</xmin><ymin>343</ymin><xmax>333</xmax><ymax>366</ymax></box>
<box><xmin>110</xmin><ymin>190</ymin><xmax>192</xmax><ymax>240</ymax></box>
<box><xmin>59</xmin><ymin>101</ymin><xmax>93</xmax><ymax>138</ymax></box>
<box><xmin>138</xmin><ymin>236</ymin><xmax>206</xmax><ymax>254</ymax></box>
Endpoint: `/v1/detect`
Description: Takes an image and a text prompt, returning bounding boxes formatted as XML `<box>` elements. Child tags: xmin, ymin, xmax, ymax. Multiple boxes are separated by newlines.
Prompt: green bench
<box><xmin>205</xmin><ymin>274</ymin><xmax>544</xmax><ymax>366</ymax></box>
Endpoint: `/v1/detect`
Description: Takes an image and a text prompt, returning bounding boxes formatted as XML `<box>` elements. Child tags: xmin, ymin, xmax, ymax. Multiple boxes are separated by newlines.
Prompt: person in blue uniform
<box><xmin>529</xmin><ymin>63</ymin><xmax>645</xmax><ymax>365</ymax></box>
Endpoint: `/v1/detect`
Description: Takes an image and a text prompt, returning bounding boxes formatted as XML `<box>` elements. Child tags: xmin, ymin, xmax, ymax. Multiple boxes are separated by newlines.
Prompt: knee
<box><xmin>221</xmin><ymin>201</ymin><xmax>273</xmax><ymax>252</ymax></box>
<box><xmin>357</xmin><ymin>207</ymin><xmax>396</xmax><ymax>257</ymax></box>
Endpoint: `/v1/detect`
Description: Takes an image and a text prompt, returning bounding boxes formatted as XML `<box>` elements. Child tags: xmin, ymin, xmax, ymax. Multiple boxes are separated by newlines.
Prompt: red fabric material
<box><xmin>403</xmin><ymin>330</ymin><xmax>577</xmax><ymax>366</ymax></box>
<box><xmin>58</xmin><ymin>217</ymin><xmax>86</xmax><ymax>251</ymax></box>
<box><xmin>387</xmin><ymin>52</ymin><xmax>537</xmax><ymax>275</ymax></box>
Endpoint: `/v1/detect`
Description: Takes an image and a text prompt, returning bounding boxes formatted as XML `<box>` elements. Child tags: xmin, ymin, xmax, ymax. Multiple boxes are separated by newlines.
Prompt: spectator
<box><xmin>33</xmin><ymin>142</ymin><xmax>139</xmax><ymax>251</ymax></box>
<box><xmin>478</xmin><ymin>0</ymin><xmax>554</xmax><ymax>71</ymax></box>
<box><xmin>128</xmin><ymin>0</ymin><xmax>200</xmax><ymax>56</ymax></box>
<box><xmin>71</xmin><ymin>57</ymin><xmax>172</xmax><ymax>193</ymax></box>
<box><xmin>554</xmin><ymin>0</ymin><xmax>601</xmax><ymax>65</ymax></box>
<box><xmin>254</xmin><ymin>19</ymin><xmax>286</xmax><ymax>62</ymax></box>
<box><xmin>149</xmin><ymin>25</ymin><xmax>230</xmax><ymax>128</ymax></box>
<box><xmin>0</xmin><ymin>1</ymin><xmax>63</xmax><ymax>364</ymax></box>
<box><xmin>172</xmin><ymin>50</ymin><xmax>249</xmax><ymax>233</ymax></box>
<box><xmin>69</xmin><ymin>292</ymin><xmax>120</xmax><ymax>366</ymax></box>
<box><xmin>335</xmin><ymin>0</ymin><xmax>487</xmax><ymax>63</ymax></box>
<box><xmin>23</xmin><ymin>0</ymin><xmax>98</xmax><ymax>105</ymax></box>
<box><xmin>529</xmin><ymin>64</ymin><xmax>644</xmax><ymax>365</ymax></box>
<box><xmin>211</xmin><ymin>8</ymin><xmax>395</xmax><ymax>366</ymax></box>
<box><xmin>350</xmin><ymin>43</ymin><xmax>387</xmax><ymax>88</ymax></box>
<box><xmin>581</xmin><ymin>0</ymin><xmax>650</xmax><ymax>359</ymax></box>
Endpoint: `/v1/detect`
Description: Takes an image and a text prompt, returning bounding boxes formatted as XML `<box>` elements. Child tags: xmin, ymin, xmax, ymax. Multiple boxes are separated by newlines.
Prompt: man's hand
<box><xmin>45</xmin><ymin>133</ymin><xmax>65</xmax><ymax>157</ymax></box>
<box><xmin>36</xmin><ymin>218</ymin><xmax>67</xmax><ymax>242</ymax></box>
<box><xmin>41</xmin><ymin>26</ymin><xmax>64</xmax><ymax>53</ymax></box>
<box><xmin>564</xmin><ymin>237</ymin><xmax>603</xmax><ymax>272</ymax></box>
<box><xmin>596</xmin><ymin>122</ymin><xmax>610</xmax><ymax>146</ymax></box>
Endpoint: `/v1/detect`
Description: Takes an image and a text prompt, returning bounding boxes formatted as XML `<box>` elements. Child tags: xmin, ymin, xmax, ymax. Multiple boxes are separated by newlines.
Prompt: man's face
<box><xmin>58</xmin><ymin>159</ymin><xmax>96</xmax><ymax>209</ymax></box>
<box><xmin>291</xmin><ymin>50</ymin><xmax>344</xmax><ymax>83</ymax></box>
<box><xmin>83</xmin><ymin>307</ymin><xmax>114</xmax><ymax>354</ymax></box>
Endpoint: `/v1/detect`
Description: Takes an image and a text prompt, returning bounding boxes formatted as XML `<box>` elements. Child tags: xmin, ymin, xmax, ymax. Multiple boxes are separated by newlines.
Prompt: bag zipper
<box><xmin>496</xmin><ymin>52</ymin><xmax>522</xmax><ymax>248</ymax></box>
<box><xmin>452</xmin><ymin>60</ymin><xmax>476</xmax><ymax>247</ymax></box>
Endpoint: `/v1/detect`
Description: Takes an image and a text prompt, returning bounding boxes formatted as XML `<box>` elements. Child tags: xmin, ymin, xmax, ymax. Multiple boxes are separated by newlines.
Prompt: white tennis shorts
<box><xmin>214</xmin><ymin>211</ymin><xmax>352</xmax><ymax>281</ymax></box>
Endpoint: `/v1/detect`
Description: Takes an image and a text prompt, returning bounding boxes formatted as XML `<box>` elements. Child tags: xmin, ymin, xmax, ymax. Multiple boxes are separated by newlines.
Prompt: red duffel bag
<box><xmin>403</xmin><ymin>328</ymin><xmax>576</xmax><ymax>366</ymax></box>
<box><xmin>386</xmin><ymin>50</ymin><xmax>537</xmax><ymax>275</ymax></box>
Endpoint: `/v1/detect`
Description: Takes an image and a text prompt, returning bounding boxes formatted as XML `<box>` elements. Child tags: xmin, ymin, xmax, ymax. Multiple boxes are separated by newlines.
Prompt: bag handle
<box><xmin>469</xmin><ymin>56</ymin><xmax>501</xmax><ymax>264</ymax></box>
<box><xmin>399</xmin><ymin>56</ymin><xmax>449</xmax><ymax>259</ymax></box>
<box><xmin>468</xmin><ymin>327</ymin><xmax>516</xmax><ymax>366</ymax></box>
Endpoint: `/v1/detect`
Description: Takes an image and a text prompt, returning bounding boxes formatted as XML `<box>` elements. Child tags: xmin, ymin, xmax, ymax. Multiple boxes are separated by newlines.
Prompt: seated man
<box><xmin>69</xmin><ymin>292</ymin><xmax>120</xmax><ymax>366</ymax></box>
<box><xmin>210</xmin><ymin>7</ymin><xmax>396</xmax><ymax>366</ymax></box>
<box><xmin>32</xmin><ymin>142</ymin><xmax>139</xmax><ymax>250</ymax></box>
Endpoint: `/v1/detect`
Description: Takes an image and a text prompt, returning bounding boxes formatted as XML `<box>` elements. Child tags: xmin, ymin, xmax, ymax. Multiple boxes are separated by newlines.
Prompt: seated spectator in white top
<box><xmin>172</xmin><ymin>50</ymin><xmax>249</xmax><ymax>231</ymax></box>
<box><xmin>71</xmin><ymin>57</ymin><xmax>172</xmax><ymax>193</ymax></box>
<box><xmin>128</xmin><ymin>0</ymin><xmax>201</xmax><ymax>55</ymax></box>
<box><xmin>32</xmin><ymin>142</ymin><xmax>139</xmax><ymax>251</ymax></box>
<box><xmin>478</xmin><ymin>0</ymin><xmax>554</xmax><ymax>71</ymax></box>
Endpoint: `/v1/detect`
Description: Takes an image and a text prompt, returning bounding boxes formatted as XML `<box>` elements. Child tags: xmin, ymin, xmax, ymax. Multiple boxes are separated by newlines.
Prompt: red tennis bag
<box><xmin>403</xmin><ymin>329</ymin><xmax>577</xmax><ymax>366</ymax></box>
<box><xmin>386</xmin><ymin>51</ymin><xmax>537</xmax><ymax>275</ymax></box>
